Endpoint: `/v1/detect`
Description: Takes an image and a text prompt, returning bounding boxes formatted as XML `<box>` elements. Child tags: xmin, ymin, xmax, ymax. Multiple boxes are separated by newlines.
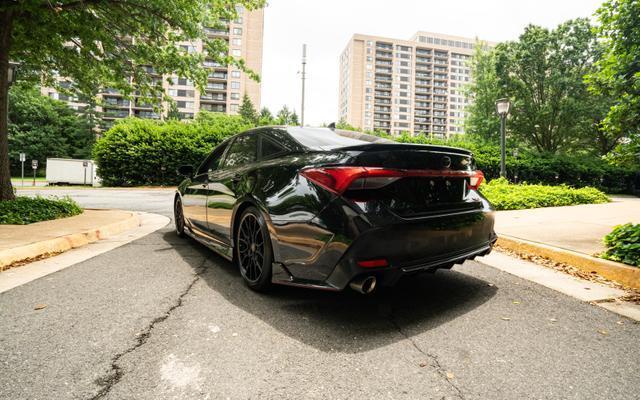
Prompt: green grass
<box><xmin>11</xmin><ymin>177</ymin><xmax>47</xmax><ymax>181</ymax></box>
<box><xmin>0</xmin><ymin>196</ymin><xmax>82</xmax><ymax>225</ymax></box>
<box><xmin>479</xmin><ymin>178</ymin><xmax>610</xmax><ymax>211</ymax></box>
<box><xmin>601</xmin><ymin>223</ymin><xmax>640</xmax><ymax>267</ymax></box>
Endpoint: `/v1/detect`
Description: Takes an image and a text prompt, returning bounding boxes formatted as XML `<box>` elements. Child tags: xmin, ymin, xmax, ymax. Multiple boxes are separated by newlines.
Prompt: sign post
<box><xmin>31</xmin><ymin>159</ymin><xmax>38</xmax><ymax>186</ymax></box>
<box><xmin>19</xmin><ymin>153</ymin><xmax>25</xmax><ymax>187</ymax></box>
<box><xmin>82</xmin><ymin>161</ymin><xmax>88</xmax><ymax>186</ymax></box>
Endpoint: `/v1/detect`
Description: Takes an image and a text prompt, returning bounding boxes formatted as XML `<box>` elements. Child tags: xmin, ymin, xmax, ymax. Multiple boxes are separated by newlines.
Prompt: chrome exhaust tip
<box><xmin>349</xmin><ymin>276</ymin><xmax>377</xmax><ymax>294</ymax></box>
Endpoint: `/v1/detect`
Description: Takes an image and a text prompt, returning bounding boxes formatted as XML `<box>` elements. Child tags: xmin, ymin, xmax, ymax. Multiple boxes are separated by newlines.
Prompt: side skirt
<box><xmin>184</xmin><ymin>227</ymin><xmax>233</xmax><ymax>261</ymax></box>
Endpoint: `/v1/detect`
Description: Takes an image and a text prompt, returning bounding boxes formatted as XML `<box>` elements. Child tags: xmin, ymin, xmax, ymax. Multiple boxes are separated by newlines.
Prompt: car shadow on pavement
<box><xmin>164</xmin><ymin>230</ymin><xmax>497</xmax><ymax>353</ymax></box>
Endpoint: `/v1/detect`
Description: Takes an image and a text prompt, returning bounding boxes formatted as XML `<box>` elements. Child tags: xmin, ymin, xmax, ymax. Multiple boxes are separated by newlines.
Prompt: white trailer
<box><xmin>46</xmin><ymin>158</ymin><xmax>101</xmax><ymax>186</ymax></box>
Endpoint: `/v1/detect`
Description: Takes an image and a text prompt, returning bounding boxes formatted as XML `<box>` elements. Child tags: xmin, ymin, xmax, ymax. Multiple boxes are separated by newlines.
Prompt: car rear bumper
<box><xmin>323</xmin><ymin>210</ymin><xmax>496</xmax><ymax>290</ymax></box>
<box><xmin>270</xmin><ymin>203</ymin><xmax>496</xmax><ymax>291</ymax></box>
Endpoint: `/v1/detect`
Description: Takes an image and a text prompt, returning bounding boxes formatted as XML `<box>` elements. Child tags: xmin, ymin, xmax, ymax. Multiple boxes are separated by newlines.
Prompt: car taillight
<box><xmin>468</xmin><ymin>170</ymin><xmax>484</xmax><ymax>190</ymax></box>
<box><xmin>357</xmin><ymin>258</ymin><xmax>389</xmax><ymax>268</ymax></box>
<box><xmin>301</xmin><ymin>166</ymin><xmax>484</xmax><ymax>195</ymax></box>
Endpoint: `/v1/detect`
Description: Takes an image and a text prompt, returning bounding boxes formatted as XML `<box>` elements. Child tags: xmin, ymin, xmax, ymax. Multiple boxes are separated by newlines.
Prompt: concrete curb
<box><xmin>0</xmin><ymin>210</ymin><xmax>140</xmax><ymax>270</ymax></box>
<box><xmin>496</xmin><ymin>235</ymin><xmax>640</xmax><ymax>290</ymax></box>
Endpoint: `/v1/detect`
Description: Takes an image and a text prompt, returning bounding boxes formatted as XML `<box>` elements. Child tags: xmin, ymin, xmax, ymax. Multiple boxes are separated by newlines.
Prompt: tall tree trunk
<box><xmin>0</xmin><ymin>9</ymin><xmax>15</xmax><ymax>201</ymax></box>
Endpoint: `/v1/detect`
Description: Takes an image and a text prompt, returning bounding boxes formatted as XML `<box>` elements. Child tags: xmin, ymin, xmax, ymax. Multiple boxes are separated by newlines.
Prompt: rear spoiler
<box><xmin>336</xmin><ymin>142</ymin><xmax>473</xmax><ymax>156</ymax></box>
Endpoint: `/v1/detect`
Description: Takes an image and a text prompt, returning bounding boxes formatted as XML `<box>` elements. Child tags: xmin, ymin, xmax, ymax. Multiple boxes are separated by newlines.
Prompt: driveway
<box><xmin>1</xmin><ymin>188</ymin><xmax>638</xmax><ymax>399</ymax></box>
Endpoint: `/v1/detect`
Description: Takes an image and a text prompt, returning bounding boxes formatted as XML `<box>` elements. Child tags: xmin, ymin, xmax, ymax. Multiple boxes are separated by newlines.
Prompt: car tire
<box><xmin>235</xmin><ymin>206</ymin><xmax>273</xmax><ymax>291</ymax></box>
<box><xmin>174</xmin><ymin>197</ymin><xmax>186</xmax><ymax>237</ymax></box>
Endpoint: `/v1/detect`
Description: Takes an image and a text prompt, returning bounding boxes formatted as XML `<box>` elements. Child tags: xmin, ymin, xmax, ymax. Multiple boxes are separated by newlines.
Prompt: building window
<box><xmin>230</xmin><ymin>104</ymin><xmax>239</xmax><ymax>112</ymax></box>
<box><xmin>230</xmin><ymin>92</ymin><xmax>240</xmax><ymax>100</ymax></box>
<box><xmin>233</xmin><ymin>27</ymin><xmax>243</xmax><ymax>35</ymax></box>
<box><xmin>231</xmin><ymin>71</ymin><xmax>241</xmax><ymax>78</ymax></box>
<box><xmin>231</xmin><ymin>81</ymin><xmax>240</xmax><ymax>89</ymax></box>
<box><xmin>232</xmin><ymin>38</ymin><xmax>242</xmax><ymax>46</ymax></box>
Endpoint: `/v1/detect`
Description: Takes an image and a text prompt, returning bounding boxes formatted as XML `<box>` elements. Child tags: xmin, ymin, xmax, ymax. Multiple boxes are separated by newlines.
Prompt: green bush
<box><xmin>0</xmin><ymin>196</ymin><xmax>82</xmax><ymax>225</ymax></box>
<box><xmin>479</xmin><ymin>177</ymin><xmax>610</xmax><ymax>210</ymax></box>
<box><xmin>601</xmin><ymin>223</ymin><xmax>640</xmax><ymax>267</ymax></box>
<box><xmin>392</xmin><ymin>134</ymin><xmax>637</xmax><ymax>194</ymax></box>
<box><xmin>93</xmin><ymin>112</ymin><xmax>254</xmax><ymax>186</ymax></box>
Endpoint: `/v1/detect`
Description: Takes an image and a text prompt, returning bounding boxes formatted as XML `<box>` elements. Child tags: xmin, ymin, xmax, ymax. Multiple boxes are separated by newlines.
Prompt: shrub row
<box><xmin>601</xmin><ymin>223</ymin><xmax>640</xmax><ymax>267</ymax></box>
<box><xmin>478</xmin><ymin>178</ymin><xmax>610</xmax><ymax>210</ymax></box>
<box><xmin>93</xmin><ymin>113</ymin><xmax>252</xmax><ymax>186</ymax></box>
<box><xmin>0</xmin><ymin>196</ymin><xmax>82</xmax><ymax>225</ymax></box>
<box><xmin>94</xmin><ymin>118</ymin><xmax>638</xmax><ymax>192</ymax></box>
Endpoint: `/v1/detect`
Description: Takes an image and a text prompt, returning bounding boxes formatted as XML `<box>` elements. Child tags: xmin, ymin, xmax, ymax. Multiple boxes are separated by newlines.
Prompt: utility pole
<box><xmin>300</xmin><ymin>44</ymin><xmax>306</xmax><ymax>127</ymax></box>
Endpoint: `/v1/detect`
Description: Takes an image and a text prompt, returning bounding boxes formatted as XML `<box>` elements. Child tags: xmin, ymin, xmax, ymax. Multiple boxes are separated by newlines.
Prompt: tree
<box><xmin>167</xmin><ymin>102</ymin><xmax>181</xmax><ymax>120</ymax></box>
<box><xmin>8</xmin><ymin>85</ymin><xmax>95</xmax><ymax>175</ymax></box>
<box><xmin>275</xmin><ymin>105</ymin><xmax>292</xmax><ymax>125</ymax></box>
<box><xmin>493</xmin><ymin>19</ymin><xmax>604</xmax><ymax>153</ymax></box>
<box><xmin>0</xmin><ymin>0</ymin><xmax>264</xmax><ymax>200</ymax></box>
<box><xmin>464</xmin><ymin>42</ymin><xmax>502</xmax><ymax>142</ymax></box>
<box><xmin>257</xmin><ymin>107</ymin><xmax>274</xmax><ymax>126</ymax></box>
<box><xmin>586</xmin><ymin>0</ymin><xmax>640</xmax><ymax>164</ymax></box>
<box><xmin>239</xmin><ymin>93</ymin><xmax>258</xmax><ymax>123</ymax></box>
<box><xmin>290</xmin><ymin>110</ymin><xmax>300</xmax><ymax>126</ymax></box>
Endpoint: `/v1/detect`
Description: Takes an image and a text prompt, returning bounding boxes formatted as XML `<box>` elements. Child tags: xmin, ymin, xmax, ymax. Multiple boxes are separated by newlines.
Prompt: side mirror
<box><xmin>177</xmin><ymin>164</ymin><xmax>194</xmax><ymax>177</ymax></box>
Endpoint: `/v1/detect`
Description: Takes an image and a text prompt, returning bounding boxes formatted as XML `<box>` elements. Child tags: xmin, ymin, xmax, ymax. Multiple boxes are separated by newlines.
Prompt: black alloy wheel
<box><xmin>236</xmin><ymin>207</ymin><xmax>272</xmax><ymax>291</ymax></box>
<box><xmin>174</xmin><ymin>197</ymin><xmax>186</xmax><ymax>237</ymax></box>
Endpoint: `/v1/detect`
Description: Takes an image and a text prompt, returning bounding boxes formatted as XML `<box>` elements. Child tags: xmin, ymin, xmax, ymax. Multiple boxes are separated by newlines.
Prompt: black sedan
<box><xmin>174</xmin><ymin>126</ymin><xmax>496</xmax><ymax>293</ymax></box>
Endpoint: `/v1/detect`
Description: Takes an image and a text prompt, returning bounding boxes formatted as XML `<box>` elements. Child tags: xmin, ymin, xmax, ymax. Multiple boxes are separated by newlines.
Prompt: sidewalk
<box><xmin>495</xmin><ymin>196</ymin><xmax>640</xmax><ymax>256</ymax></box>
<box><xmin>494</xmin><ymin>196</ymin><xmax>640</xmax><ymax>289</ymax></box>
<box><xmin>0</xmin><ymin>209</ymin><xmax>140</xmax><ymax>269</ymax></box>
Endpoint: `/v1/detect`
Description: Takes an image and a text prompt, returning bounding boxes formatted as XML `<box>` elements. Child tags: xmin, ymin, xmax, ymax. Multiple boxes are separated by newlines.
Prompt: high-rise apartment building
<box><xmin>41</xmin><ymin>6</ymin><xmax>264</xmax><ymax>128</ymax></box>
<box><xmin>339</xmin><ymin>31</ymin><xmax>493</xmax><ymax>137</ymax></box>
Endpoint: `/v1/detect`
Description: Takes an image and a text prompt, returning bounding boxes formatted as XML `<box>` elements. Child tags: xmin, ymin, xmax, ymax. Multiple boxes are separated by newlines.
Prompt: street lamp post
<box><xmin>495</xmin><ymin>98</ymin><xmax>511</xmax><ymax>178</ymax></box>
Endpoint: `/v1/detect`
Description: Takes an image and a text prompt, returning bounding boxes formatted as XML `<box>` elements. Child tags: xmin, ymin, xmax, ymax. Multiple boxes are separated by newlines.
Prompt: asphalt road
<box><xmin>1</xmin><ymin>189</ymin><xmax>638</xmax><ymax>400</ymax></box>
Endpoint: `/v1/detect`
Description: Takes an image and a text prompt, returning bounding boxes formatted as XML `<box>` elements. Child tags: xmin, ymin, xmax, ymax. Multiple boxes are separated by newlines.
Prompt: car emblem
<box><xmin>441</xmin><ymin>156</ymin><xmax>452</xmax><ymax>168</ymax></box>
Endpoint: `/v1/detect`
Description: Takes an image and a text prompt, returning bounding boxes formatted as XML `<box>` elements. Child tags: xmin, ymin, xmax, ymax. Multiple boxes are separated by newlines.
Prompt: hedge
<box><xmin>93</xmin><ymin>112</ymin><xmax>253</xmax><ymax>186</ymax></box>
<box><xmin>601</xmin><ymin>223</ymin><xmax>640</xmax><ymax>267</ymax></box>
<box><xmin>479</xmin><ymin>178</ymin><xmax>610</xmax><ymax>210</ymax></box>
<box><xmin>94</xmin><ymin>118</ymin><xmax>638</xmax><ymax>192</ymax></box>
<box><xmin>0</xmin><ymin>196</ymin><xmax>82</xmax><ymax>225</ymax></box>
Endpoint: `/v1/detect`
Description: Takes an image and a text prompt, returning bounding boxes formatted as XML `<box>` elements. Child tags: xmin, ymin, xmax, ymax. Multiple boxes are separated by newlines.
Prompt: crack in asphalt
<box><xmin>387</xmin><ymin>312</ymin><xmax>466</xmax><ymax>400</ymax></box>
<box><xmin>86</xmin><ymin>259</ymin><xmax>207</xmax><ymax>400</ymax></box>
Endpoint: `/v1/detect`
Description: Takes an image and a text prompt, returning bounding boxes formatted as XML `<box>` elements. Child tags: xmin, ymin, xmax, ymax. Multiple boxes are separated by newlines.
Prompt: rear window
<box><xmin>286</xmin><ymin>127</ymin><xmax>392</xmax><ymax>150</ymax></box>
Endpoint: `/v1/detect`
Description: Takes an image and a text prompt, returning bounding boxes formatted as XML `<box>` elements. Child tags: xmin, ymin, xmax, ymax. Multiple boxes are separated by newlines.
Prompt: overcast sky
<box><xmin>259</xmin><ymin>0</ymin><xmax>603</xmax><ymax>125</ymax></box>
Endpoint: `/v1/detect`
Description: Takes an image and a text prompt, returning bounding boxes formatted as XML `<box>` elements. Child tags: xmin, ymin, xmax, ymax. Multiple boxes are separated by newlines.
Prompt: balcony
<box><xmin>375</xmin><ymin>68</ymin><xmax>392</xmax><ymax>75</ymax></box>
<box><xmin>375</xmin><ymin>60</ymin><xmax>392</xmax><ymax>67</ymax></box>
<box><xmin>374</xmin><ymin>98</ymin><xmax>391</xmax><ymax>104</ymax></box>
<box><xmin>376</xmin><ymin>43</ymin><xmax>393</xmax><ymax>50</ymax></box>
<box><xmin>415</xmin><ymin>94</ymin><xmax>431</xmax><ymax>101</ymax></box>
<box><xmin>415</xmin><ymin>80</ymin><xmax>431</xmax><ymax>86</ymax></box>
<box><xmin>416</xmin><ymin>48</ymin><xmax>432</xmax><ymax>56</ymax></box>
<box><xmin>415</xmin><ymin>102</ymin><xmax>431</xmax><ymax>109</ymax></box>
<box><xmin>375</xmin><ymin>75</ymin><xmax>392</xmax><ymax>82</ymax></box>
<box><xmin>200</xmin><ymin>93</ymin><xmax>226</xmax><ymax>102</ymax></box>
<box><xmin>374</xmin><ymin>114</ymin><xmax>390</xmax><ymax>120</ymax></box>
<box><xmin>208</xmin><ymin>72</ymin><xmax>228</xmax><ymax>80</ymax></box>
<box><xmin>204</xmin><ymin>27</ymin><xmax>229</xmax><ymax>36</ymax></box>
<box><xmin>103</xmin><ymin>109</ymin><xmax>129</xmax><ymax>119</ymax></box>
<box><xmin>206</xmin><ymin>82</ymin><xmax>226</xmax><ymax>90</ymax></box>
<box><xmin>414</xmin><ymin>117</ymin><xmax>431</xmax><ymax>123</ymax></box>
<box><xmin>416</xmin><ymin>57</ymin><xmax>432</xmax><ymax>64</ymax></box>
<box><xmin>375</xmin><ymin>51</ymin><xmax>393</xmax><ymax>59</ymax></box>
<box><xmin>374</xmin><ymin>91</ymin><xmax>391</xmax><ymax>97</ymax></box>
<box><xmin>103</xmin><ymin>98</ymin><xmax>130</xmax><ymax>108</ymax></box>
<box><xmin>374</xmin><ymin>106</ymin><xmax>391</xmax><ymax>112</ymax></box>
<box><xmin>200</xmin><ymin>103</ymin><xmax>226</xmax><ymax>112</ymax></box>
<box><xmin>415</xmin><ymin>110</ymin><xmax>430</xmax><ymax>116</ymax></box>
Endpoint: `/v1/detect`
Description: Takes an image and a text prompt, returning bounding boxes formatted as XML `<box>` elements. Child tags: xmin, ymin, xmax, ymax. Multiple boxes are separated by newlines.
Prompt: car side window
<box><xmin>197</xmin><ymin>142</ymin><xmax>228</xmax><ymax>175</ymax></box>
<box><xmin>260</xmin><ymin>136</ymin><xmax>287</xmax><ymax>160</ymax></box>
<box><xmin>222</xmin><ymin>134</ymin><xmax>257</xmax><ymax>169</ymax></box>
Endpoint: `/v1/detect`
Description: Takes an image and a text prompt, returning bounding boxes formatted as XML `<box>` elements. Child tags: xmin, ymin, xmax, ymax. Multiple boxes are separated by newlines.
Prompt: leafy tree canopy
<box><xmin>0</xmin><ymin>0</ymin><xmax>264</xmax><ymax>200</ymax></box>
<box><xmin>493</xmin><ymin>19</ymin><xmax>606</xmax><ymax>153</ymax></box>
<box><xmin>8</xmin><ymin>85</ymin><xmax>95</xmax><ymax>175</ymax></box>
